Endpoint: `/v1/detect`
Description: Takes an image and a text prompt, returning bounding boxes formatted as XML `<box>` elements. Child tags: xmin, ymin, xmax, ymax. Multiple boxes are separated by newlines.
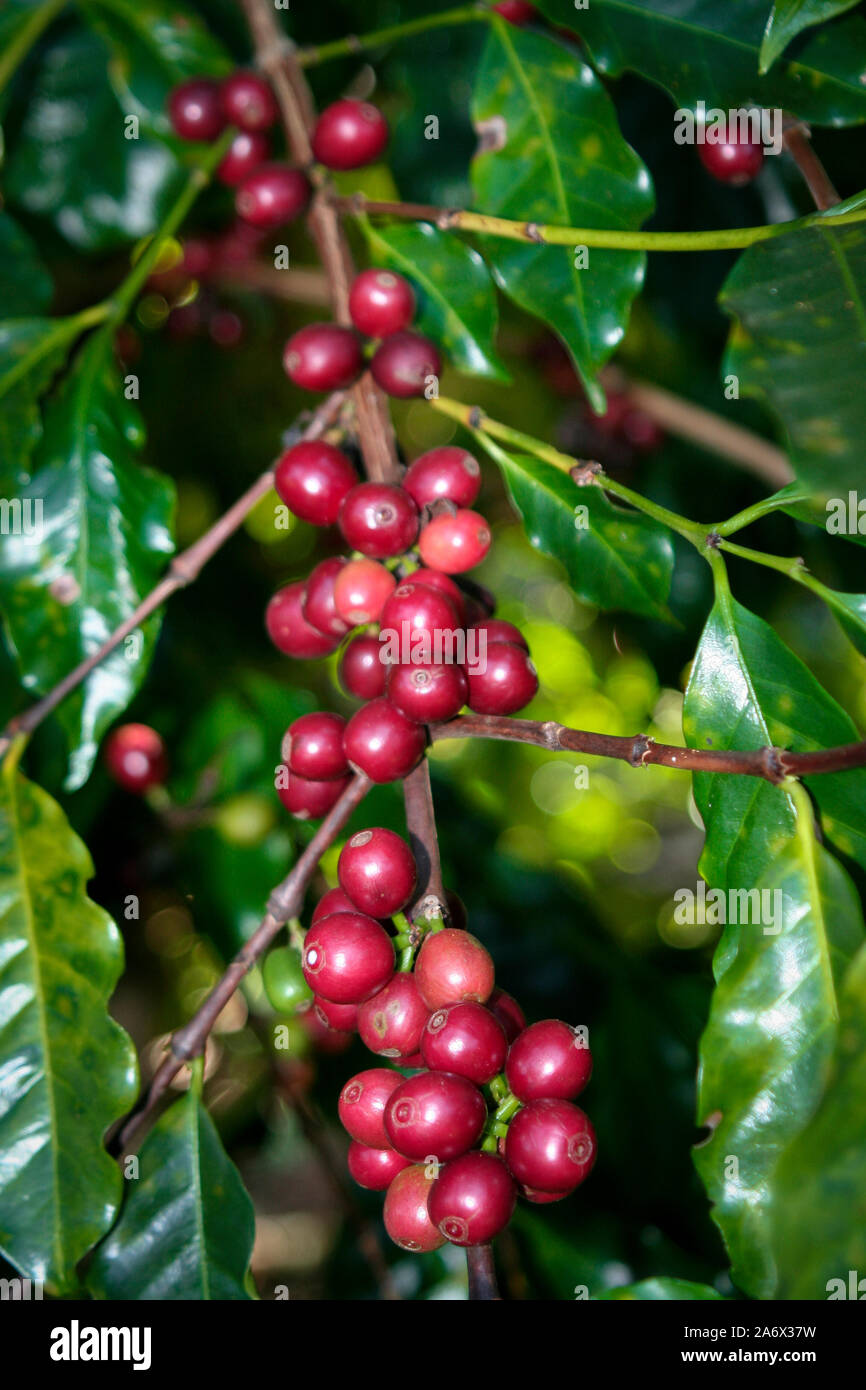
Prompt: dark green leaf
<box><xmin>0</xmin><ymin>330</ymin><xmax>174</xmax><ymax>790</ymax></box>
<box><xmin>0</xmin><ymin>214</ymin><xmax>53</xmax><ymax>316</ymax></box>
<box><xmin>0</xmin><ymin>315</ymin><xmax>88</xmax><ymax>480</ymax></box>
<box><xmin>470</xmin><ymin>22</ymin><xmax>653</xmax><ymax>411</ymax></box>
<box><xmin>360</xmin><ymin>219</ymin><xmax>509</xmax><ymax>381</ymax></box>
<box><xmin>87</xmin><ymin>1090</ymin><xmax>256</xmax><ymax>1299</ymax></box>
<box><xmin>821</xmin><ymin>589</ymin><xmax>866</xmax><ymax>656</ymax></box>
<box><xmin>760</xmin><ymin>0</ymin><xmax>861</xmax><ymax>74</ymax></box>
<box><xmin>599</xmin><ymin>1278</ymin><xmax>724</xmax><ymax>1300</ymax></box>
<box><xmin>0</xmin><ymin>756</ymin><xmax>137</xmax><ymax>1292</ymax></box>
<box><xmin>539</xmin><ymin>0</ymin><xmax>866</xmax><ymax>125</ymax></box>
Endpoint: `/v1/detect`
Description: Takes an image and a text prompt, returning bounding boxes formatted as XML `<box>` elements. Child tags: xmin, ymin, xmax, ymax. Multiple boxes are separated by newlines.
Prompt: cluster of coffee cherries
<box><xmin>262</xmin><ymin>824</ymin><xmax>595</xmax><ymax>1251</ymax></box>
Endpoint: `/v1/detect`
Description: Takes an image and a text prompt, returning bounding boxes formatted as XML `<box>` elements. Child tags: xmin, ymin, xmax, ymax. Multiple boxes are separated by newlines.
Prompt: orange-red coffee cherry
<box><xmin>414</xmin><ymin>928</ymin><xmax>495</xmax><ymax>1009</ymax></box>
<box><xmin>339</xmin><ymin>1067</ymin><xmax>404</xmax><ymax>1147</ymax></box>
<box><xmin>383</xmin><ymin>1164</ymin><xmax>446</xmax><ymax>1252</ymax></box>
<box><xmin>418</xmin><ymin>509</ymin><xmax>491</xmax><ymax>573</ymax></box>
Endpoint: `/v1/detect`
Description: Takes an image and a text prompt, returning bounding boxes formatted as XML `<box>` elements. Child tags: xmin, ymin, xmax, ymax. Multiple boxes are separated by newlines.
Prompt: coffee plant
<box><xmin>1</xmin><ymin>0</ymin><xmax>866</xmax><ymax>1310</ymax></box>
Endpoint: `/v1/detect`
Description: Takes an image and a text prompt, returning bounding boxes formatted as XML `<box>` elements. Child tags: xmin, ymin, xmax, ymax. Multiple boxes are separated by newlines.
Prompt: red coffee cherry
<box><xmin>311</xmin><ymin>886</ymin><xmax>357</xmax><ymax>923</ymax></box>
<box><xmin>302</xmin><ymin>911</ymin><xmax>395</xmax><ymax>1003</ymax></box>
<box><xmin>504</xmin><ymin>1098</ymin><xmax>596</xmax><ymax>1192</ymax></box>
<box><xmin>493</xmin><ymin>0</ymin><xmax>538</xmax><ymax>24</ymax></box>
<box><xmin>312</xmin><ymin>99</ymin><xmax>389</xmax><ymax>170</ymax></box>
<box><xmin>302</xmin><ymin>557</ymin><xmax>350</xmax><ymax>638</ymax></box>
<box><xmin>349</xmin><ymin>269</ymin><xmax>416</xmax><ymax>338</ymax></box>
<box><xmin>505</xmin><ymin>1019</ymin><xmax>592</xmax><ymax>1102</ymax></box>
<box><xmin>414</xmin><ymin>928</ymin><xmax>495</xmax><ymax>1010</ymax></box>
<box><xmin>333</xmin><ymin>559</ymin><xmax>396</xmax><ymax>627</ymax></box>
<box><xmin>277</xmin><ymin>769</ymin><xmax>350</xmax><ymax>820</ymax></box>
<box><xmin>168</xmin><ymin>79</ymin><xmax>225</xmax><ymax>142</ymax></box>
<box><xmin>300</xmin><ymin>1005</ymin><xmax>353</xmax><ymax>1054</ymax></box>
<box><xmin>698</xmin><ymin>135</ymin><xmax>764</xmax><ymax>186</ymax></box>
<box><xmin>338</xmin><ymin>827</ymin><xmax>417</xmax><ymax>917</ymax></box>
<box><xmin>105</xmin><ymin>723</ymin><xmax>168</xmax><ymax>793</ymax></box>
<box><xmin>314</xmin><ymin>997</ymin><xmax>358</xmax><ymax>1032</ymax></box>
<box><xmin>418</xmin><ymin>509</ymin><xmax>491</xmax><ymax>573</ymax></box>
<box><xmin>383</xmin><ymin>1164</ymin><xmax>446</xmax><ymax>1252</ymax></box>
<box><xmin>384</xmin><ymin>1071</ymin><xmax>486</xmax><ymax>1161</ymax></box>
<box><xmin>348</xmin><ymin>1140</ymin><xmax>411</xmax><ymax>1190</ymax></box>
<box><xmin>343</xmin><ymin>699</ymin><xmax>426</xmax><ymax>783</ymax></box>
<box><xmin>338</xmin><ymin>482</ymin><xmax>420</xmax><ymax>558</ymax></box>
<box><xmin>235</xmin><ymin>164</ymin><xmax>310</xmax><ymax>227</ymax></box>
<box><xmin>518</xmin><ymin>1184</ymin><xmax>570</xmax><ymax>1204</ymax></box>
<box><xmin>465</xmin><ymin>641</ymin><xmax>538</xmax><ymax>715</ymax></box>
<box><xmin>371</xmin><ymin>331</ymin><xmax>442</xmax><ymax>398</ymax></box>
<box><xmin>274</xmin><ymin>441</ymin><xmax>358</xmax><ymax>526</ymax></box>
<box><xmin>339</xmin><ymin>633</ymin><xmax>388</xmax><ymax>700</ymax></box>
<box><xmin>217</xmin><ymin>130</ymin><xmax>270</xmax><ymax>186</ymax></box>
<box><xmin>410</xmin><ymin>568</ymin><xmax>466</xmax><ymax>622</ymax></box>
<box><xmin>221</xmin><ymin>70</ymin><xmax>278</xmax><ymax>132</ymax></box>
<box><xmin>283</xmin><ymin>323</ymin><xmax>363</xmax><ymax>391</ymax></box>
<box><xmin>387</xmin><ymin>661</ymin><xmax>468</xmax><ymax>723</ymax></box>
<box><xmin>358</xmin><ymin>974</ymin><xmax>430</xmax><ymax>1058</ymax></box>
<box><xmin>420</xmin><ymin>1002</ymin><xmax>507</xmax><ymax>1085</ymax></box>
<box><xmin>470</xmin><ymin>617</ymin><xmax>528</xmax><ymax>651</ymax></box>
<box><xmin>339</xmin><ymin>1067</ymin><xmax>404</xmax><ymax>1147</ymax></box>
<box><xmin>488</xmin><ymin>988</ymin><xmax>526</xmax><ymax>1044</ymax></box>
<box><xmin>403</xmin><ymin>447</ymin><xmax>482</xmax><ymax>510</ymax></box>
<box><xmin>428</xmin><ymin>1152</ymin><xmax>517</xmax><ymax>1245</ymax></box>
<box><xmin>379</xmin><ymin>582</ymin><xmax>460</xmax><ymax>649</ymax></box>
<box><xmin>266</xmin><ymin>582</ymin><xmax>340</xmax><ymax>658</ymax></box>
<box><xmin>284</xmin><ymin>711</ymin><xmax>349</xmax><ymax>781</ymax></box>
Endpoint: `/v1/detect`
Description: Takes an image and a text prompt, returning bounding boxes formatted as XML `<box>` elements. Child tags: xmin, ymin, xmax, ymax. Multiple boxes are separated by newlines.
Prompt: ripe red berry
<box><xmin>414</xmin><ymin>928</ymin><xmax>495</xmax><ymax>1010</ymax></box>
<box><xmin>235</xmin><ymin>163</ymin><xmax>310</xmax><ymax>227</ymax></box>
<box><xmin>505</xmin><ymin>1019</ymin><xmax>593</xmax><ymax>1102</ymax></box>
<box><xmin>504</xmin><ymin>1098</ymin><xmax>596</xmax><ymax>1192</ymax></box>
<box><xmin>339</xmin><ymin>1067</ymin><xmax>404</xmax><ymax>1147</ymax></box>
<box><xmin>465</xmin><ymin>641</ymin><xmax>538</xmax><ymax>715</ymax></box>
<box><xmin>303</xmin><ymin>911</ymin><xmax>395</xmax><ymax>1003</ymax></box>
<box><xmin>338</xmin><ymin>482</ymin><xmax>419</xmax><ymax>558</ymax></box>
<box><xmin>383</xmin><ymin>1164</ymin><xmax>446</xmax><ymax>1252</ymax></box>
<box><xmin>333</xmin><ymin>559</ymin><xmax>396</xmax><ymax>627</ymax></box>
<box><xmin>410</xmin><ymin>568</ymin><xmax>466</xmax><ymax>622</ymax></box>
<box><xmin>428</xmin><ymin>1152</ymin><xmax>517</xmax><ymax>1245</ymax></box>
<box><xmin>379</xmin><ymin>581</ymin><xmax>460</xmax><ymax>650</ymax></box>
<box><xmin>266</xmin><ymin>582</ymin><xmax>340</xmax><ymax>658</ymax></box>
<box><xmin>470</xmin><ymin>618</ymin><xmax>528</xmax><ymax>651</ymax></box>
<box><xmin>311</xmin><ymin>886</ymin><xmax>357</xmax><ymax>923</ymax></box>
<box><xmin>339</xmin><ymin>632</ymin><xmax>388</xmax><ymax>700</ymax></box>
<box><xmin>488</xmin><ymin>988</ymin><xmax>526</xmax><ymax>1044</ymax></box>
<box><xmin>221</xmin><ymin>70</ymin><xmax>278</xmax><ymax>132</ymax></box>
<box><xmin>698</xmin><ymin>135</ymin><xmax>764</xmax><ymax>186</ymax></box>
<box><xmin>277</xmin><ymin>769</ymin><xmax>350</xmax><ymax>820</ymax></box>
<box><xmin>403</xmin><ymin>447</ymin><xmax>482</xmax><ymax>510</ymax></box>
<box><xmin>349</xmin><ymin>269</ymin><xmax>416</xmax><ymax>338</ymax></box>
<box><xmin>348</xmin><ymin>1140</ymin><xmax>411</xmax><ymax>1190</ymax></box>
<box><xmin>105</xmin><ymin>723</ymin><xmax>168</xmax><ymax>794</ymax></box>
<box><xmin>371</xmin><ymin>331</ymin><xmax>442</xmax><ymax>398</ymax></box>
<box><xmin>343</xmin><ymin>699</ymin><xmax>427</xmax><ymax>783</ymax></box>
<box><xmin>493</xmin><ymin>0</ymin><xmax>538</xmax><ymax>24</ymax></box>
<box><xmin>387</xmin><ymin>661</ymin><xmax>467</xmax><ymax>723</ymax></box>
<box><xmin>283</xmin><ymin>322</ymin><xmax>364</xmax><ymax>392</ymax></box>
<box><xmin>168</xmin><ymin>78</ymin><xmax>225</xmax><ymax>142</ymax></box>
<box><xmin>300</xmin><ymin>1005</ymin><xmax>353</xmax><ymax>1054</ymax></box>
<box><xmin>420</xmin><ymin>1002</ymin><xmax>507</xmax><ymax>1084</ymax></box>
<box><xmin>274</xmin><ymin>441</ymin><xmax>358</xmax><ymax>526</ymax></box>
<box><xmin>314</xmin><ymin>996</ymin><xmax>358</xmax><ymax>1031</ymax></box>
<box><xmin>418</xmin><ymin>509</ymin><xmax>491</xmax><ymax>573</ymax></box>
<box><xmin>283</xmin><ymin>711</ymin><xmax>349</xmax><ymax>781</ymax></box>
<box><xmin>519</xmin><ymin>1185</ymin><xmax>571</xmax><ymax>1204</ymax></box>
<box><xmin>217</xmin><ymin>130</ymin><xmax>270</xmax><ymax>186</ymax></box>
<box><xmin>302</xmin><ymin>557</ymin><xmax>350</xmax><ymax>638</ymax></box>
<box><xmin>338</xmin><ymin>827</ymin><xmax>417</xmax><ymax>917</ymax></box>
<box><xmin>312</xmin><ymin>99</ymin><xmax>389</xmax><ymax>170</ymax></box>
<box><xmin>358</xmin><ymin>974</ymin><xmax>430</xmax><ymax>1058</ymax></box>
<box><xmin>384</xmin><ymin>1071</ymin><xmax>486</xmax><ymax>1161</ymax></box>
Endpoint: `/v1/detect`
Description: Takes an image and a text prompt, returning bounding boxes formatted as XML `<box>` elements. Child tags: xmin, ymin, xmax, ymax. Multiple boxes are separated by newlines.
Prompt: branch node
<box><xmin>764</xmin><ymin>746</ymin><xmax>788</xmax><ymax>785</ymax></box>
<box><xmin>570</xmin><ymin>460</ymin><xmax>602</xmax><ymax>487</ymax></box>
<box><xmin>467</xmin><ymin>406</ymin><xmax>484</xmax><ymax>429</ymax></box>
<box><xmin>631</xmin><ymin>734</ymin><xmax>655</xmax><ymax>767</ymax></box>
<box><xmin>525</xmin><ymin>221</ymin><xmax>544</xmax><ymax>244</ymax></box>
<box><xmin>539</xmin><ymin>719</ymin><xmax>563</xmax><ymax>751</ymax></box>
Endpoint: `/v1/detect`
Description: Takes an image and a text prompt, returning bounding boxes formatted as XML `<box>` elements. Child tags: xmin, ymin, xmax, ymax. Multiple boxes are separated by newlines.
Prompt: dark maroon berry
<box><xmin>339</xmin><ymin>1067</ymin><xmax>403</xmax><ymax>1146</ymax></box>
<box><xmin>333</xmin><ymin>560</ymin><xmax>396</xmax><ymax>627</ymax></box>
<box><xmin>274</xmin><ymin>441</ymin><xmax>358</xmax><ymax>526</ymax></box>
<box><xmin>302</xmin><ymin>911</ymin><xmax>394</xmax><ymax>1003</ymax></box>
<box><xmin>168</xmin><ymin>78</ymin><xmax>225</xmax><ymax>142</ymax></box>
<box><xmin>217</xmin><ymin>130</ymin><xmax>270</xmax><ymax>186</ymax></box>
<box><xmin>379</xmin><ymin>582</ymin><xmax>460</xmax><ymax>650</ymax></box>
<box><xmin>348</xmin><ymin>1140</ymin><xmax>411</xmax><ymax>1190</ymax></box>
<box><xmin>266</xmin><ymin>582</ymin><xmax>340</xmax><ymax>658</ymax></box>
<box><xmin>383</xmin><ymin>1165</ymin><xmax>445</xmax><ymax>1252</ymax></box>
<box><xmin>418</xmin><ymin>509</ymin><xmax>491</xmax><ymax>573</ymax></box>
<box><xmin>105</xmin><ymin>724</ymin><xmax>167</xmax><ymax>794</ymax></box>
<box><xmin>338</xmin><ymin>827</ymin><xmax>417</xmax><ymax>917</ymax></box>
<box><xmin>312</xmin><ymin>99</ymin><xmax>389</xmax><ymax>171</ymax></box>
<box><xmin>414</xmin><ymin>928</ymin><xmax>494</xmax><ymax>1010</ymax></box>
<box><xmin>470</xmin><ymin>618</ymin><xmax>528</xmax><ymax>651</ymax></box>
<box><xmin>387</xmin><ymin>661</ymin><xmax>467</xmax><ymax>723</ymax></box>
<box><xmin>277</xmin><ymin>768</ymin><xmax>350</xmax><ymax>820</ymax></box>
<box><xmin>504</xmin><ymin>1098</ymin><xmax>596</xmax><ymax>1192</ymax></box>
<box><xmin>358</xmin><ymin>974</ymin><xmax>430</xmax><ymax>1059</ymax></box>
<box><xmin>312</xmin><ymin>886</ymin><xmax>357</xmax><ymax>923</ymax></box>
<box><xmin>505</xmin><ymin>1019</ymin><xmax>592</xmax><ymax>1103</ymax></box>
<box><xmin>338</xmin><ymin>482</ymin><xmax>419</xmax><ymax>559</ymax></box>
<box><xmin>465</xmin><ymin>641</ymin><xmax>538</xmax><ymax>715</ymax></box>
<box><xmin>283</xmin><ymin>322</ymin><xmax>364</xmax><ymax>391</ymax></box>
<box><xmin>371</xmin><ymin>331</ymin><xmax>441</xmax><ymax>399</ymax></box>
<box><xmin>301</xmin><ymin>1006</ymin><xmax>353</xmax><ymax>1054</ymax></box>
<box><xmin>403</xmin><ymin>447</ymin><xmax>482</xmax><ymax>510</ymax></box>
<box><xmin>421</xmin><ymin>1002</ymin><xmax>507</xmax><ymax>1084</ymax></box>
<box><xmin>384</xmin><ymin>1071</ymin><xmax>486</xmax><ymax>1161</ymax></box>
<box><xmin>488</xmin><ymin>988</ymin><xmax>526</xmax><ymax>1043</ymax></box>
<box><xmin>410</xmin><ymin>568</ymin><xmax>466</xmax><ymax>622</ymax></box>
<box><xmin>698</xmin><ymin>135</ymin><xmax>764</xmax><ymax>186</ymax></box>
<box><xmin>221</xmin><ymin>70</ymin><xmax>278</xmax><ymax>132</ymax></box>
<box><xmin>494</xmin><ymin>0</ymin><xmax>538</xmax><ymax>23</ymax></box>
<box><xmin>343</xmin><ymin>699</ymin><xmax>426</xmax><ymax>783</ymax></box>
<box><xmin>314</xmin><ymin>996</ymin><xmax>358</xmax><ymax>1031</ymax></box>
<box><xmin>283</xmin><ymin>711</ymin><xmax>349</xmax><ymax>781</ymax></box>
<box><xmin>302</xmin><ymin>557</ymin><xmax>350</xmax><ymax>637</ymax></box>
<box><xmin>235</xmin><ymin>163</ymin><xmax>310</xmax><ymax>227</ymax></box>
<box><xmin>428</xmin><ymin>1152</ymin><xmax>517</xmax><ymax>1245</ymax></box>
<box><xmin>349</xmin><ymin>269</ymin><xmax>416</xmax><ymax>338</ymax></box>
<box><xmin>339</xmin><ymin>633</ymin><xmax>388</xmax><ymax>700</ymax></box>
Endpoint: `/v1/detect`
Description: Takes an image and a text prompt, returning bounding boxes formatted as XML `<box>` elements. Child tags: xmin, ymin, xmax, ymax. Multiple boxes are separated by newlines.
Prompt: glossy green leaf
<box><xmin>767</xmin><ymin>943</ymin><xmax>866</xmax><ymax>1297</ymax></box>
<box><xmin>87</xmin><ymin>1090</ymin><xmax>256</xmax><ymax>1300</ymax></box>
<box><xmin>760</xmin><ymin>0</ymin><xmax>861</xmax><ymax>74</ymax></box>
<box><xmin>693</xmin><ymin>807</ymin><xmax>864</xmax><ymax>1298</ymax></box>
<box><xmin>0</xmin><ymin>215</ymin><xmax>53</xmax><ymax>316</ymax></box>
<box><xmin>599</xmin><ymin>1278</ymin><xmax>724</xmax><ymax>1300</ymax></box>
<box><xmin>0</xmin><ymin>316</ymin><xmax>88</xmax><ymax>481</ymax></box>
<box><xmin>539</xmin><ymin>0</ymin><xmax>866</xmax><ymax>124</ymax></box>
<box><xmin>0</xmin><ymin>755</ymin><xmax>137</xmax><ymax>1292</ymax></box>
<box><xmin>0</xmin><ymin>330</ymin><xmax>175</xmax><ymax>791</ymax></box>
<box><xmin>495</xmin><ymin>453</ymin><xmax>674</xmax><ymax>619</ymax></box>
<box><xmin>821</xmin><ymin>590</ymin><xmax>866</xmax><ymax>656</ymax></box>
<box><xmin>722</xmin><ymin>223</ymin><xmax>866</xmax><ymax>505</ymax></box>
<box><xmin>360</xmin><ymin>219</ymin><xmax>509</xmax><ymax>381</ymax></box>
<box><xmin>470</xmin><ymin>21</ymin><xmax>654</xmax><ymax>411</ymax></box>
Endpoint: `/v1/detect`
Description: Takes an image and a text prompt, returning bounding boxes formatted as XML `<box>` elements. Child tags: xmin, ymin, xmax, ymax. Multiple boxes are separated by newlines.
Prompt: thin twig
<box><xmin>403</xmin><ymin>759</ymin><xmax>446</xmax><ymax>911</ymax></box>
<box><xmin>783</xmin><ymin>120</ymin><xmax>841</xmax><ymax>212</ymax></box>
<box><xmin>466</xmin><ymin>1245</ymin><xmax>501</xmax><ymax>1300</ymax></box>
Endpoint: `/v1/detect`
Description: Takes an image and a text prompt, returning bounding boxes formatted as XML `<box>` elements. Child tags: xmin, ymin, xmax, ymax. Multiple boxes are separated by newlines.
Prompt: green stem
<box><xmin>296</xmin><ymin>5</ymin><xmax>490</xmax><ymax>66</ymax></box>
<box><xmin>0</xmin><ymin>0</ymin><xmax>68</xmax><ymax>96</ymax></box>
<box><xmin>716</xmin><ymin>538</ymin><xmax>807</xmax><ymax>580</ymax></box>
<box><xmin>594</xmin><ymin>473</ymin><xmax>706</xmax><ymax>546</ymax></box>
<box><xmin>714</xmin><ymin>488</ymin><xmax>809</xmax><ymax>538</ymax></box>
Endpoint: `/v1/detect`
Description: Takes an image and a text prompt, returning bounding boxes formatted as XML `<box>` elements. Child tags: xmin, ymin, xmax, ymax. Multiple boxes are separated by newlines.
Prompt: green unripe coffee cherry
<box><xmin>263</xmin><ymin>946</ymin><xmax>313</xmax><ymax>1013</ymax></box>
<box><xmin>214</xmin><ymin>792</ymin><xmax>276</xmax><ymax>847</ymax></box>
